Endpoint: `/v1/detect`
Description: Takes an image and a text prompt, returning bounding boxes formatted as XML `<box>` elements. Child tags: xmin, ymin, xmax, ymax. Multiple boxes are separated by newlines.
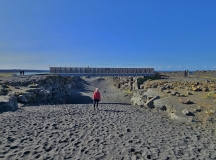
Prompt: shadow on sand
<box><xmin>67</xmin><ymin>77</ymin><xmax>93</xmax><ymax>104</ymax></box>
<box><xmin>102</xmin><ymin>109</ymin><xmax>127</xmax><ymax>113</ymax></box>
<box><xmin>67</xmin><ymin>92</ymin><xmax>93</xmax><ymax>104</ymax></box>
<box><xmin>100</xmin><ymin>102</ymin><xmax>131</xmax><ymax>105</ymax></box>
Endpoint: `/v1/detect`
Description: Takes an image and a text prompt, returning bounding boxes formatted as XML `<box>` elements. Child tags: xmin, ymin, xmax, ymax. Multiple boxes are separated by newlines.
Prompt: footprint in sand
<box><xmin>127</xmin><ymin>129</ymin><xmax>131</xmax><ymax>132</ymax></box>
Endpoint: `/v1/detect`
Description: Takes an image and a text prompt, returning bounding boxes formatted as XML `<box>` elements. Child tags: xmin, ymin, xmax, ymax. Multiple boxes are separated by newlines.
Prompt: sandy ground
<box><xmin>1</xmin><ymin>76</ymin><xmax>216</xmax><ymax>159</ymax></box>
<box><xmin>67</xmin><ymin>77</ymin><xmax>131</xmax><ymax>105</ymax></box>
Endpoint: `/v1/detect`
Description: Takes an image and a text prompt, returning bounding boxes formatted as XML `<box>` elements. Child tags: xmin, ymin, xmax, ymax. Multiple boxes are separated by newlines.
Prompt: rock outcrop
<box><xmin>144</xmin><ymin>95</ymin><xmax>160</xmax><ymax>108</ymax></box>
<box><xmin>0</xmin><ymin>95</ymin><xmax>18</xmax><ymax>112</ymax></box>
<box><xmin>110</xmin><ymin>76</ymin><xmax>148</xmax><ymax>91</ymax></box>
<box><xmin>0</xmin><ymin>75</ymin><xmax>80</xmax><ymax>112</ymax></box>
<box><xmin>126</xmin><ymin>73</ymin><xmax>216</xmax><ymax>123</ymax></box>
<box><xmin>179</xmin><ymin>98</ymin><xmax>192</xmax><ymax>104</ymax></box>
<box><xmin>130</xmin><ymin>90</ymin><xmax>148</xmax><ymax>106</ymax></box>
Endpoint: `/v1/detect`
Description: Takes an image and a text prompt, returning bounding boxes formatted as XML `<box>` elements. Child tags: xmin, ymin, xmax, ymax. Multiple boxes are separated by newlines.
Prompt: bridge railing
<box><xmin>50</xmin><ymin>67</ymin><xmax>154</xmax><ymax>76</ymax></box>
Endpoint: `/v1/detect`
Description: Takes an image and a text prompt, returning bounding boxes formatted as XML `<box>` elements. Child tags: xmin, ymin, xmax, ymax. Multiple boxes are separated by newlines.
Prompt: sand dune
<box><xmin>1</xmin><ymin>77</ymin><xmax>216</xmax><ymax>159</ymax></box>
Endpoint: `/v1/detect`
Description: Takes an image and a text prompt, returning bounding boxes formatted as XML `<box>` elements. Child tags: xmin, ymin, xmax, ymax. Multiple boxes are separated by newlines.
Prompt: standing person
<box><xmin>184</xmin><ymin>70</ymin><xmax>187</xmax><ymax>78</ymax></box>
<box><xmin>23</xmin><ymin>70</ymin><xmax>25</xmax><ymax>75</ymax></box>
<box><xmin>20</xmin><ymin>70</ymin><xmax>22</xmax><ymax>75</ymax></box>
<box><xmin>187</xmin><ymin>69</ymin><xmax>190</xmax><ymax>78</ymax></box>
<box><xmin>92</xmin><ymin>88</ymin><xmax>101</xmax><ymax>110</ymax></box>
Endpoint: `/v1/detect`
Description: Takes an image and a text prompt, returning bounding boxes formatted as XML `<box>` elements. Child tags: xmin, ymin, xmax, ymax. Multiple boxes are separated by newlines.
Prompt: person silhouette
<box><xmin>92</xmin><ymin>88</ymin><xmax>101</xmax><ymax>110</ymax></box>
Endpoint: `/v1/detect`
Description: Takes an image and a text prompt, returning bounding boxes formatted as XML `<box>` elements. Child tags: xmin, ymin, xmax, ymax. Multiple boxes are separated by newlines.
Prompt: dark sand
<box><xmin>0</xmin><ymin>76</ymin><xmax>216</xmax><ymax>159</ymax></box>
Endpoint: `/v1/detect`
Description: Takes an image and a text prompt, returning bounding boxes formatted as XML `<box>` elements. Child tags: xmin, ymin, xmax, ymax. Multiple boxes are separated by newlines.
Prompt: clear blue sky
<box><xmin>0</xmin><ymin>0</ymin><xmax>216</xmax><ymax>71</ymax></box>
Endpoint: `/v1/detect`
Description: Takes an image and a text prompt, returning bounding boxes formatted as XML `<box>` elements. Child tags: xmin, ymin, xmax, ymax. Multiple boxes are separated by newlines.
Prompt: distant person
<box><xmin>23</xmin><ymin>70</ymin><xmax>25</xmax><ymax>75</ymax></box>
<box><xmin>184</xmin><ymin>70</ymin><xmax>187</xmax><ymax>78</ymax></box>
<box><xmin>20</xmin><ymin>70</ymin><xmax>22</xmax><ymax>75</ymax></box>
<box><xmin>187</xmin><ymin>69</ymin><xmax>189</xmax><ymax>78</ymax></box>
<box><xmin>92</xmin><ymin>88</ymin><xmax>101</xmax><ymax>110</ymax></box>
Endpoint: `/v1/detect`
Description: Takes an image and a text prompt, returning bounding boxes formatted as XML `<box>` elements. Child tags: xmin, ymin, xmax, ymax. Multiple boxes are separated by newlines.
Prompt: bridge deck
<box><xmin>50</xmin><ymin>67</ymin><xmax>154</xmax><ymax>76</ymax></box>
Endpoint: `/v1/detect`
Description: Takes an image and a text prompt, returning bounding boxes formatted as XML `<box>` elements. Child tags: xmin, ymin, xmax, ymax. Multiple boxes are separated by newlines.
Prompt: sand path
<box><xmin>1</xmin><ymin>77</ymin><xmax>216</xmax><ymax>159</ymax></box>
<box><xmin>68</xmin><ymin>77</ymin><xmax>131</xmax><ymax>105</ymax></box>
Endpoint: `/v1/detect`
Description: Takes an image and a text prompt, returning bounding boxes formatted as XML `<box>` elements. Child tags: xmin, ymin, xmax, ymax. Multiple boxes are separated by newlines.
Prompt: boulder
<box><xmin>38</xmin><ymin>89</ymin><xmax>51</xmax><ymax>101</ymax></box>
<box><xmin>130</xmin><ymin>95</ymin><xmax>147</xmax><ymax>106</ymax></box>
<box><xmin>193</xmin><ymin>81</ymin><xmax>199</xmax><ymax>85</ymax></box>
<box><xmin>194</xmin><ymin>108</ymin><xmax>202</xmax><ymax>112</ymax></box>
<box><xmin>182</xmin><ymin>109</ymin><xmax>194</xmax><ymax>116</ymax></box>
<box><xmin>147</xmin><ymin>96</ymin><xmax>153</xmax><ymax>101</ymax></box>
<box><xmin>154</xmin><ymin>104</ymin><xmax>167</xmax><ymax>111</ymax></box>
<box><xmin>186</xmin><ymin>92</ymin><xmax>193</xmax><ymax>95</ymax></box>
<box><xmin>209</xmin><ymin>110</ymin><xmax>215</xmax><ymax>114</ymax></box>
<box><xmin>18</xmin><ymin>95</ymin><xmax>28</xmax><ymax>103</ymax></box>
<box><xmin>23</xmin><ymin>92</ymin><xmax>31</xmax><ymax>99</ymax></box>
<box><xmin>202</xmin><ymin>87</ymin><xmax>208</xmax><ymax>92</ymax></box>
<box><xmin>169</xmin><ymin>112</ymin><xmax>190</xmax><ymax>122</ymax></box>
<box><xmin>0</xmin><ymin>87</ymin><xmax>8</xmax><ymax>95</ymax></box>
<box><xmin>38</xmin><ymin>90</ymin><xmax>50</xmax><ymax>97</ymax></box>
<box><xmin>67</xmin><ymin>84</ymin><xmax>72</xmax><ymax>89</ymax></box>
<box><xmin>170</xmin><ymin>91</ymin><xmax>177</xmax><ymax>96</ymax></box>
<box><xmin>179</xmin><ymin>94</ymin><xmax>185</xmax><ymax>97</ymax></box>
<box><xmin>179</xmin><ymin>98</ymin><xmax>192</xmax><ymax>104</ymax></box>
<box><xmin>28</xmin><ymin>84</ymin><xmax>39</xmax><ymax>88</ymax></box>
<box><xmin>192</xmin><ymin>86</ymin><xmax>202</xmax><ymax>91</ymax></box>
<box><xmin>0</xmin><ymin>96</ymin><xmax>18</xmax><ymax>112</ymax></box>
<box><xmin>158</xmin><ymin>86</ymin><xmax>166</xmax><ymax>91</ymax></box>
<box><xmin>144</xmin><ymin>95</ymin><xmax>160</xmax><ymax>108</ymax></box>
<box><xmin>140</xmin><ymin>84</ymin><xmax>145</xmax><ymax>89</ymax></box>
<box><xmin>45</xmin><ymin>86</ymin><xmax>52</xmax><ymax>92</ymax></box>
<box><xmin>165</xmin><ymin>85</ymin><xmax>171</xmax><ymax>89</ymax></box>
<box><xmin>22</xmin><ymin>92</ymin><xmax>36</xmax><ymax>102</ymax></box>
<box><xmin>176</xmin><ymin>93</ymin><xmax>180</xmax><ymax>97</ymax></box>
<box><xmin>152</xmin><ymin>84</ymin><xmax>158</xmax><ymax>88</ymax></box>
<box><xmin>13</xmin><ymin>91</ymin><xmax>22</xmax><ymax>96</ymax></box>
<box><xmin>133</xmin><ymin>82</ymin><xmax>139</xmax><ymax>90</ymax></box>
<box><xmin>26</xmin><ymin>88</ymin><xmax>41</xmax><ymax>94</ymax></box>
<box><xmin>1</xmin><ymin>84</ymin><xmax>9</xmax><ymax>88</ymax></box>
<box><xmin>130</xmin><ymin>90</ymin><xmax>147</xmax><ymax>105</ymax></box>
<box><xmin>208</xmin><ymin>84</ymin><xmax>216</xmax><ymax>91</ymax></box>
<box><xmin>185</xmin><ymin>87</ymin><xmax>190</xmax><ymax>90</ymax></box>
<box><xmin>164</xmin><ymin>90</ymin><xmax>171</xmax><ymax>93</ymax></box>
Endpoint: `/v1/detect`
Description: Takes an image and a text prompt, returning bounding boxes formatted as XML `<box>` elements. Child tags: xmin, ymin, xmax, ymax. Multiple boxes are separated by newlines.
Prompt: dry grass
<box><xmin>0</xmin><ymin>73</ymin><xmax>14</xmax><ymax>77</ymax></box>
<box><xmin>200</xmin><ymin>76</ymin><xmax>216</xmax><ymax>80</ymax></box>
<box><xmin>125</xmin><ymin>89</ymin><xmax>132</xmax><ymax>94</ymax></box>
<box><xmin>204</xmin><ymin>92</ymin><xmax>216</xmax><ymax>99</ymax></box>
<box><xmin>160</xmin><ymin>95</ymin><xmax>167</xmax><ymax>98</ymax></box>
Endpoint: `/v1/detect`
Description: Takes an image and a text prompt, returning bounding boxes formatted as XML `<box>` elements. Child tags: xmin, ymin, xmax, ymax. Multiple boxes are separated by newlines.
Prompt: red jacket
<box><xmin>93</xmin><ymin>91</ymin><xmax>101</xmax><ymax>100</ymax></box>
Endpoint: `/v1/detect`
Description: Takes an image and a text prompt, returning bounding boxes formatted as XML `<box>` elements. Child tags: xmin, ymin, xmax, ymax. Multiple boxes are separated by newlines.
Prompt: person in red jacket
<box><xmin>92</xmin><ymin>88</ymin><xmax>101</xmax><ymax>110</ymax></box>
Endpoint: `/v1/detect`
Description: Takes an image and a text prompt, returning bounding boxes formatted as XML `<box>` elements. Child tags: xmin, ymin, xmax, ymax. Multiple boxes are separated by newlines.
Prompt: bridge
<box><xmin>50</xmin><ymin>67</ymin><xmax>155</xmax><ymax>76</ymax></box>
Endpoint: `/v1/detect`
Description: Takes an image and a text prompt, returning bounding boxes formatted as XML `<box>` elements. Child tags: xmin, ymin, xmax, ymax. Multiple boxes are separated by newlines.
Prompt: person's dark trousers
<box><xmin>93</xmin><ymin>99</ymin><xmax>99</xmax><ymax>110</ymax></box>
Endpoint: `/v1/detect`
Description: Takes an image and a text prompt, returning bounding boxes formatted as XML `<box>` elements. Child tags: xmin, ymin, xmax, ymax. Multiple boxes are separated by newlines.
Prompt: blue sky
<box><xmin>0</xmin><ymin>0</ymin><xmax>216</xmax><ymax>71</ymax></box>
